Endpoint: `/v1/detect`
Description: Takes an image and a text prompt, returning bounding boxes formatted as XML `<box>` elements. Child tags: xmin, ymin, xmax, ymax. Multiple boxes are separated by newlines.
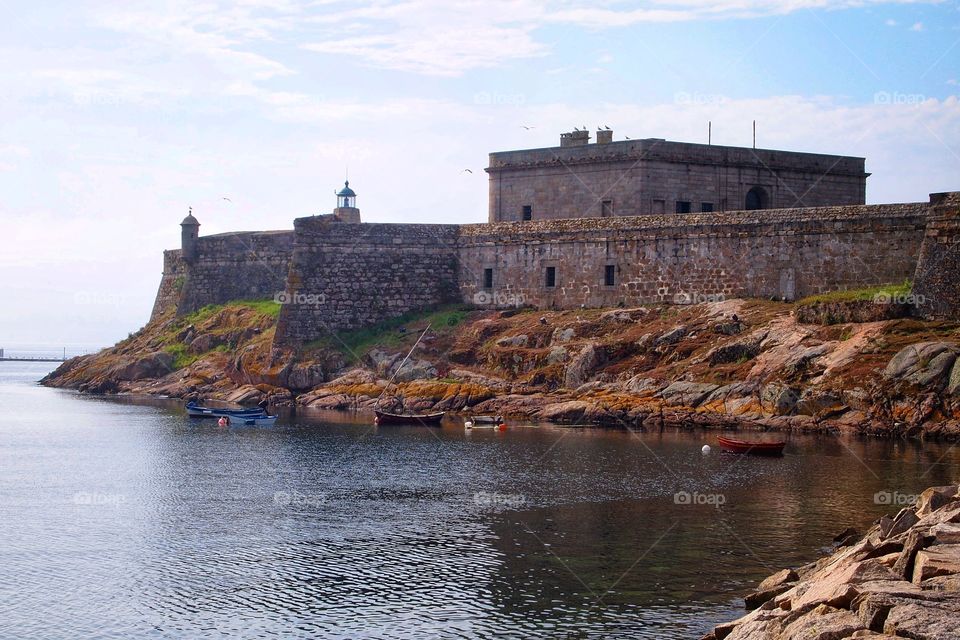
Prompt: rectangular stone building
<box><xmin>486</xmin><ymin>130</ymin><xmax>868</xmax><ymax>222</ymax></box>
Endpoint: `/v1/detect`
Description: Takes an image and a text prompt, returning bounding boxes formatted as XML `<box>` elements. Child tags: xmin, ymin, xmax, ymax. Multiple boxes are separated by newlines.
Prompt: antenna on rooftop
<box><xmin>708</xmin><ymin>121</ymin><xmax>712</xmax><ymax>146</ymax></box>
<box><xmin>753</xmin><ymin>120</ymin><xmax>756</xmax><ymax>149</ymax></box>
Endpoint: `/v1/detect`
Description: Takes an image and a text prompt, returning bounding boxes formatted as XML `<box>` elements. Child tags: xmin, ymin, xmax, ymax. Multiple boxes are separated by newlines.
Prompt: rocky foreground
<box><xmin>703</xmin><ymin>485</ymin><xmax>960</xmax><ymax>640</ymax></box>
<box><xmin>43</xmin><ymin>295</ymin><xmax>960</xmax><ymax>437</ymax></box>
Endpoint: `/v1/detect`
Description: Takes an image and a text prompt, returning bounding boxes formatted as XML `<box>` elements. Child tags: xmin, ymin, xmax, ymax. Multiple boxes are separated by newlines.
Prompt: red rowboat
<box><xmin>717</xmin><ymin>436</ymin><xmax>786</xmax><ymax>456</ymax></box>
<box><xmin>374</xmin><ymin>410</ymin><xmax>445</xmax><ymax>426</ymax></box>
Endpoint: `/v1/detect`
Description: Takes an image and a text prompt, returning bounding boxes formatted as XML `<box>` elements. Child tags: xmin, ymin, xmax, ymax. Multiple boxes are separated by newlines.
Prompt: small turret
<box><xmin>181</xmin><ymin>207</ymin><xmax>200</xmax><ymax>262</ymax></box>
<box><xmin>333</xmin><ymin>180</ymin><xmax>361</xmax><ymax>223</ymax></box>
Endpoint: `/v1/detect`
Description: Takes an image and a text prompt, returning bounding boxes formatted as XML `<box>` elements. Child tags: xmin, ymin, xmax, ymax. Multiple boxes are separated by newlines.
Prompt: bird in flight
<box><xmin>222</xmin><ymin>197</ymin><xmax>232</xmax><ymax>202</ymax></box>
<box><xmin>461</xmin><ymin>169</ymin><xmax>473</xmax><ymax>174</ymax></box>
<box><xmin>521</xmin><ymin>125</ymin><xmax>535</xmax><ymax>130</ymax></box>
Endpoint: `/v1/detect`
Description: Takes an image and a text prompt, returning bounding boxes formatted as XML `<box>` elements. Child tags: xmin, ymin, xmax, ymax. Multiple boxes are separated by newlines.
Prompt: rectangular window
<box><xmin>676</xmin><ymin>201</ymin><xmax>691</xmax><ymax>214</ymax></box>
<box><xmin>653</xmin><ymin>199</ymin><xmax>665</xmax><ymax>214</ymax></box>
<box><xmin>522</xmin><ymin>205</ymin><xmax>532</xmax><ymax>221</ymax></box>
<box><xmin>701</xmin><ymin>202</ymin><xmax>714</xmax><ymax>212</ymax></box>
<box><xmin>601</xmin><ymin>200</ymin><xmax>613</xmax><ymax>217</ymax></box>
<box><xmin>545</xmin><ymin>266</ymin><xmax>556</xmax><ymax>288</ymax></box>
<box><xmin>604</xmin><ymin>265</ymin><xmax>616</xmax><ymax>286</ymax></box>
<box><xmin>483</xmin><ymin>268</ymin><xmax>493</xmax><ymax>289</ymax></box>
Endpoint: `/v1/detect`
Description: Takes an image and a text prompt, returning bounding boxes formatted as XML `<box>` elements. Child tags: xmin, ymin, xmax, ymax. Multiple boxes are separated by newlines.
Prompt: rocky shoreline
<box><xmin>42</xmin><ymin>297</ymin><xmax>960</xmax><ymax>439</ymax></box>
<box><xmin>703</xmin><ymin>485</ymin><xmax>960</xmax><ymax>639</ymax></box>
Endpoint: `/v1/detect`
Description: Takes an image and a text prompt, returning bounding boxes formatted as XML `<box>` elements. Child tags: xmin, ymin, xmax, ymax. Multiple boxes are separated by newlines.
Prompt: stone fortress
<box><xmin>150</xmin><ymin>129</ymin><xmax>959</xmax><ymax>345</ymax></box>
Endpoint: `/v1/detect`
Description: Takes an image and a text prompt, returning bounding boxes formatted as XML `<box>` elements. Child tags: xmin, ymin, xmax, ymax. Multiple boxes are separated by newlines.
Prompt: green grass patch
<box><xmin>164</xmin><ymin>343</ymin><xmax>200</xmax><ymax>370</ymax></box>
<box><xmin>309</xmin><ymin>304</ymin><xmax>471</xmax><ymax>360</ymax></box>
<box><xmin>797</xmin><ymin>280</ymin><xmax>912</xmax><ymax>306</ymax></box>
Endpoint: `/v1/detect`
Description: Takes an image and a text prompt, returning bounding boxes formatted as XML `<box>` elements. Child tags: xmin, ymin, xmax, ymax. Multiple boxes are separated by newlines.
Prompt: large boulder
<box><xmin>564</xmin><ymin>343</ymin><xmax>605</xmax><ymax>389</ymax></box>
<box><xmin>659</xmin><ymin>381</ymin><xmax>719</xmax><ymax>408</ymax></box>
<box><xmin>287</xmin><ymin>363</ymin><xmax>326</xmax><ymax>391</ymax></box>
<box><xmin>884</xmin><ymin>342</ymin><xmax>960</xmax><ymax>388</ymax></box>
<box><xmin>112</xmin><ymin>351</ymin><xmax>175</xmax><ymax>381</ymax></box>
<box><xmin>761</xmin><ymin>384</ymin><xmax>800</xmax><ymax>416</ymax></box>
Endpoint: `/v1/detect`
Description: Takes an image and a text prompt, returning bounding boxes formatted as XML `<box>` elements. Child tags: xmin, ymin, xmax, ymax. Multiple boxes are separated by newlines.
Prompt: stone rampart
<box><xmin>458</xmin><ymin>203</ymin><xmax>929</xmax><ymax>309</ymax></box>
<box><xmin>274</xmin><ymin>218</ymin><xmax>460</xmax><ymax>343</ymax></box>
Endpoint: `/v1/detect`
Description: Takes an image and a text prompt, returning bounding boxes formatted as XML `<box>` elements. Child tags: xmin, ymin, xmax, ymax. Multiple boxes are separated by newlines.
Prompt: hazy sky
<box><xmin>2</xmin><ymin>0</ymin><xmax>958</xmax><ymax>347</ymax></box>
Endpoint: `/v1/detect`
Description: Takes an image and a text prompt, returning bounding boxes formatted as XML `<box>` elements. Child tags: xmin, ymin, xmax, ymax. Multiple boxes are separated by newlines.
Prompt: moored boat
<box><xmin>374</xmin><ymin>410</ymin><xmax>445</xmax><ymax>426</ymax></box>
<box><xmin>186</xmin><ymin>401</ymin><xmax>267</xmax><ymax>419</ymax></box>
<box><xmin>469</xmin><ymin>415</ymin><xmax>503</xmax><ymax>425</ymax></box>
<box><xmin>717</xmin><ymin>436</ymin><xmax>786</xmax><ymax>456</ymax></box>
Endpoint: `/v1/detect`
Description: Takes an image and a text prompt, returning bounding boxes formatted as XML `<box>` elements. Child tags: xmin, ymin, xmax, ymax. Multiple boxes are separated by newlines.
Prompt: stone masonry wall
<box><xmin>487</xmin><ymin>139</ymin><xmax>867</xmax><ymax>222</ymax></box>
<box><xmin>458</xmin><ymin>203</ymin><xmax>928</xmax><ymax>309</ymax></box>
<box><xmin>913</xmin><ymin>192</ymin><xmax>960</xmax><ymax>319</ymax></box>
<box><xmin>274</xmin><ymin>218</ymin><xmax>460</xmax><ymax>343</ymax></box>
<box><xmin>176</xmin><ymin>231</ymin><xmax>294</xmax><ymax>316</ymax></box>
<box><xmin>150</xmin><ymin>249</ymin><xmax>187</xmax><ymax>320</ymax></box>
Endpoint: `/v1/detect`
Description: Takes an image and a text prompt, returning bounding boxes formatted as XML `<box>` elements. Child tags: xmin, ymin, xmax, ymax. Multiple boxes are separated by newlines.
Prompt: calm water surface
<box><xmin>1</xmin><ymin>361</ymin><xmax>957</xmax><ymax>639</ymax></box>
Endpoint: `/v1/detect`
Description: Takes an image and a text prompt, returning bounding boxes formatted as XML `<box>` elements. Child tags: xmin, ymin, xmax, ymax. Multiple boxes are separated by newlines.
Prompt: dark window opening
<box><xmin>545</xmin><ymin>266</ymin><xmax>556</xmax><ymax>288</ymax></box>
<box><xmin>701</xmin><ymin>202</ymin><xmax>714</xmax><ymax>212</ymax></box>
<box><xmin>483</xmin><ymin>268</ymin><xmax>493</xmax><ymax>289</ymax></box>
<box><xmin>676</xmin><ymin>201</ymin><xmax>691</xmax><ymax>214</ymax></box>
<box><xmin>601</xmin><ymin>200</ymin><xmax>613</xmax><ymax>217</ymax></box>
<box><xmin>745</xmin><ymin>187</ymin><xmax>768</xmax><ymax>210</ymax></box>
<box><xmin>522</xmin><ymin>205</ymin><xmax>532</xmax><ymax>221</ymax></box>
<box><xmin>604</xmin><ymin>265</ymin><xmax>616</xmax><ymax>286</ymax></box>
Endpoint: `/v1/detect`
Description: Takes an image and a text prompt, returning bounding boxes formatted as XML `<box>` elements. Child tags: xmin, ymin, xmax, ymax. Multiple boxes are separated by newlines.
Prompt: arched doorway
<box><xmin>745</xmin><ymin>186</ymin><xmax>768</xmax><ymax>210</ymax></box>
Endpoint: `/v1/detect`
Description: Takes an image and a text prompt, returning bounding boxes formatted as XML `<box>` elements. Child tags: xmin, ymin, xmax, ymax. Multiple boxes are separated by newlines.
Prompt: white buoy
<box><xmin>701</xmin><ymin>444</ymin><xmax>711</xmax><ymax>455</ymax></box>
<box><xmin>464</xmin><ymin>421</ymin><xmax>473</xmax><ymax>429</ymax></box>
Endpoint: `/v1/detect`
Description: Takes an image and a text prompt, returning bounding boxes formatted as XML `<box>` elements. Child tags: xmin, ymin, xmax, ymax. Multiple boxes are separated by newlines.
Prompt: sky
<box><xmin>1</xmin><ymin>0</ymin><xmax>958</xmax><ymax>347</ymax></box>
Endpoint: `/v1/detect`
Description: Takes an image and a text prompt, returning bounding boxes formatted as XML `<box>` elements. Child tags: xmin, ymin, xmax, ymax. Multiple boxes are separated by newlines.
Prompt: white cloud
<box><xmin>886</xmin><ymin>18</ymin><xmax>898</xmax><ymax>26</ymax></box>
<box><xmin>911</xmin><ymin>21</ymin><xmax>925</xmax><ymax>31</ymax></box>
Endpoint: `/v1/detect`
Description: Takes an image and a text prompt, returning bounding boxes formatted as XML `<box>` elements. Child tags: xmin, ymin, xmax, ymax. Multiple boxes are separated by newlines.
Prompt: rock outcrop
<box><xmin>703</xmin><ymin>485</ymin><xmax>960</xmax><ymax>640</ymax></box>
<box><xmin>41</xmin><ymin>297</ymin><xmax>960</xmax><ymax>438</ymax></box>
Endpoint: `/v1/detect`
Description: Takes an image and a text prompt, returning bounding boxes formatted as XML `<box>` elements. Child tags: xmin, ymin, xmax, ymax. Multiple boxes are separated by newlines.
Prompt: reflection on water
<box><xmin>1</xmin><ymin>361</ymin><xmax>957</xmax><ymax>638</ymax></box>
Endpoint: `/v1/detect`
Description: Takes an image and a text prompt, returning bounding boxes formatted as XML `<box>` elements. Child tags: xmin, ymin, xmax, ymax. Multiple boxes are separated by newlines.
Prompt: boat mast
<box><xmin>374</xmin><ymin>323</ymin><xmax>432</xmax><ymax>409</ymax></box>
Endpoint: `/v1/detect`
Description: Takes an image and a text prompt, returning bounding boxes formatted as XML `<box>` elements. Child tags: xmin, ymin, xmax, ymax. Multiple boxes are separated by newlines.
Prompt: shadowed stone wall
<box><xmin>150</xmin><ymin>249</ymin><xmax>187</xmax><ymax>319</ymax></box>
<box><xmin>914</xmin><ymin>192</ymin><xmax>960</xmax><ymax>319</ymax></box>
<box><xmin>274</xmin><ymin>218</ymin><xmax>460</xmax><ymax>343</ymax></box>
<box><xmin>173</xmin><ymin>231</ymin><xmax>294</xmax><ymax>316</ymax></box>
<box><xmin>458</xmin><ymin>203</ymin><xmax>928</xmax><ymax>310</ymax></box>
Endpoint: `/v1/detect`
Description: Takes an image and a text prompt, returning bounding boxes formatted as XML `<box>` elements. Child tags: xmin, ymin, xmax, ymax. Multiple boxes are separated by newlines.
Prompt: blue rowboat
<box><xmin>186</xmin><ymin>401</ymin><xmax>267</xmax><ymax>419</ymax></box>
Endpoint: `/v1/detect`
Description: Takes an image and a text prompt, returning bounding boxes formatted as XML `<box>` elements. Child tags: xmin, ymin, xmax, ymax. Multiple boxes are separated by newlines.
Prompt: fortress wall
<box><xmin>150</xmin><ymin>249</ymin><xmax>187</xmax><ymax>320</ymax></box>
<box><xmin>914</xmin><ymin>192</ymin><xmax>960</xmax><ymax>319</ymax></box>
<box><xmin>274</xmin><ymin>219</ymin><xmax>460</xmax><ymax>343</ymax></box>
<box><xmin>457</xmin><ymin>203</ymin><xmax>929</xmax><ymax>309</ymax></box>
<box><xmin>177</xmin><ymin>231</ymin><xmax>294</xmax><ymax>315</ymax></box>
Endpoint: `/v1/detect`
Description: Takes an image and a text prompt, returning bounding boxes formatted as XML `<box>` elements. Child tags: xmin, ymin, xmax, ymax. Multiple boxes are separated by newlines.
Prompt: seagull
<box><xmin>521</xmin><ymin>125</ymin><xmax>535</xmax><ymax>130</ymax></box>
<box><xmin>624</xmin><ymin>135</ymin><xmax>631</xmax><ymax>140</ymax></box>
<box><xmin>604</xmin><ymin>125</ymin><xmax>611</xmax><ymax>130</ymax></box>
<box><xmin>222</xmin><ymin>197</ymin><xmax>232</xmax><ymax>202</ymax></box>
<box><xmin>461</xmin><ymin>169</ymin><xmax>473</xmax><ymax>174</ymax></box>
